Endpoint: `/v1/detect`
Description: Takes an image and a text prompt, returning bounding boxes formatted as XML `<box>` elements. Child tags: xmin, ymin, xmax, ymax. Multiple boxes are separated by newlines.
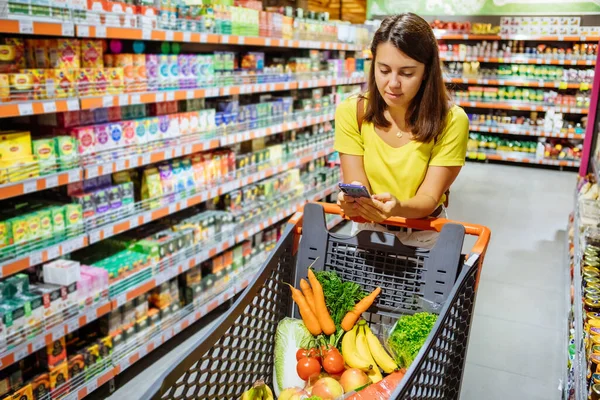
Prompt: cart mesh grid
<box><xmin>147</xmin><ymin>203</ymin><xmax>484</xmax><ymax>400</ymax></box>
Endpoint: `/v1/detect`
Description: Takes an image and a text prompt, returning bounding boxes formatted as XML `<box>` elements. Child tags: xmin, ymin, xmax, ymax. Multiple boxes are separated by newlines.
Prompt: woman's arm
<box><xmin>340</xmin><ymin>153</ymin><xmax>371</xmax><ymax>192</ymax></box>
<box><xmin>354</xmin><ymin>165</ymin><xmax>461</xmax><ymax>221</ymax></box>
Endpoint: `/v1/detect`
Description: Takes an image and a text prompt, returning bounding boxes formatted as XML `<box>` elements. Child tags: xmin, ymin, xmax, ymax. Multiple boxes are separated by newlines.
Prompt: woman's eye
<box><xmin>379</xmin><ymin>70</ymin><xmax>390</xmax><ymax>74</ymax></box>
<box><xmin>402</xmin><ymin>73</ymin><xmax>414</xmax><ymax>77</ymax></box>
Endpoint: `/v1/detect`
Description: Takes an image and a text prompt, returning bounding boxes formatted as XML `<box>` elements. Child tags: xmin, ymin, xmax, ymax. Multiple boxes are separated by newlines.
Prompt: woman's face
<box><xmin>374</xmin><ymin>41</ymin><xmax>426</xmax><ymax>110</ymax></box>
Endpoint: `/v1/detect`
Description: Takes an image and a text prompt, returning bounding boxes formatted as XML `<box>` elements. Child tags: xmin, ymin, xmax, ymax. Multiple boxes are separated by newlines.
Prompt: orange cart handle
<box><xmin>290</xmin><ymin>202</ymin><xmax>491</xmax><ymax>257</ymax></box>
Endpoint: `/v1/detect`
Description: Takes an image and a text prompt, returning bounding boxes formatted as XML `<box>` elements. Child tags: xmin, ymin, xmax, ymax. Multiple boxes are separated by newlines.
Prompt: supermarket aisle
<box><xmin>451</xmin><ymin>163</ymin><xmax>575</xmax><ymax>400</ymax></box>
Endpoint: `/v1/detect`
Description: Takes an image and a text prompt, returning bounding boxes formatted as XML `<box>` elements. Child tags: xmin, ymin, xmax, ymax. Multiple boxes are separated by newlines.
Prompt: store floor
<box><xmin>450</xmin><ymin>163</ymin><xmax>575</xmax><ymax>400</ymax></box>
<box><xmin>102</xmin><ymin>163</ymin><xmax>575</xmax><ymax>400</ymax></box>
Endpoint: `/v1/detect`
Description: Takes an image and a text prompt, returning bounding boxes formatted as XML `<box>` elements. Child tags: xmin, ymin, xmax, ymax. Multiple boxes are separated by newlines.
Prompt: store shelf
<box><xmin>572</xmin><ymin>200</ymin><xmax>585</xmax><ymax>400</ymax></box>
<box><xmin>0</xmin><ymin>76</ymin><xmax>364</xmax><ymax>119</ymax></box>
<box><xmin>0</xmin><ymin>234</ymin><xmax>88</xmax><ymax>278</ymax></box>
<box><xmin>84</xmin><ymin>110</ymin><xmax>335</xmax><ymax>179</ymax></box>
<box><xmin>435</xmin><ymin>32</ymin><xmax>600</xmax><ymax>41</ymax></box>
<box><xmin>0</xmin><ymin>300</ymin><xmax>111</xmax><ymax>370</ymax></box>
<box><xmin>456</xmin><ymin>100</ymin><xmax>589</xmax><ymax>114</ymax></box>
<box><xmin>0</xmin><ymin>168</ymin><xmax>82</xmax><ymax>201</ymax></box>
<box><xmin>445</xmin><ymin>77</ymin><xmax>588</xmax><ymax>90</ymax></box>
<box><xmin>75</xmin><ymin>24</ymin><xmax>361</xmax><ymax>50</ymax></box>
<box><xmin>0</xmin><ymin>18</ymin><xmax>74</xmax><ymax>36</ymax></box>
<box><xmin>0</xmin><ymin>18</ymin><xmax>361</xmax><ymax>50</ymax></box>
<box><xmin>440</xmin><ymin>55</ymin><xmax>596</xmax><ymax>66</ymax></box>
<box><xmin>467</xmin><ymin>150</ymin><xmax>580</xmax><ymax>167</ymax></box>
<box><xmin>87</xmin><ymin>146</ymin><xmax>334</xmax><ymax>244</ymax></box>
<box><xmin>110</xmin><ymin>184</ymin><xmax>337</xmax><ymax>310</ymax></box>
<box><xmin>470</xmin><ymin>124</ymin><xmax>585</xmax><ymax>139</ymax></box>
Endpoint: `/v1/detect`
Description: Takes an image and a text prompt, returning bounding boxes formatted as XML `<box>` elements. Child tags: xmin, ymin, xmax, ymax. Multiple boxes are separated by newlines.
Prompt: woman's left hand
<box><xmin>353</xmin><ymin>193</ymin><xmax>399</xmax><ymax>223</ymax></box>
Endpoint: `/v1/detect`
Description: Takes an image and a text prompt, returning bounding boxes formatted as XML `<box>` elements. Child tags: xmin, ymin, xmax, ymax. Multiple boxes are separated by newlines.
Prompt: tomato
<box><xmin>296</xmin><ymin>348</ymin><xmax>309</xmax><ymax>361</ymax></box>
<box><xmin>296</xmin><ymin>357</ymin><xmax>321</xmax><ymax>381</ymax></box>
<box><xmin>308</xmin><ymin>348</ymin><xmax>322</xmax><ymax>363</ymax></box>
<box><xmin>321</xmin><ymin>347</ymin><xmax>345</xmax><ymax>374</ymax></box>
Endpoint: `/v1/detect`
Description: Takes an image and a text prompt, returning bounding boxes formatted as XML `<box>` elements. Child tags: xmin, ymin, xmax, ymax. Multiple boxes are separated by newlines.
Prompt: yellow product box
<box><xmin>76</xmin><ymin>68</ymin><xmax>95</xmax><ymax>97</ymax></box>
<box><xmin>0</xmin><ymin>220</ymin><xmax>12</xmax><ymax>249</ymax></box>
<box><xmin>10</xmin><ymin>72</ymin><xmax>32</xmax><ymax>101</ymax></box>
<box><xmin>115</xmin><ymin>54</ymin><xmax>134</xmax><ymax>91</ymax></box>
<box><xmin>107</xmin><ymin>68</ymin><xmax>124</xmax><ymax>95</ymax></box>
<box><xmin>0</xmin><ymin>156</ymin><xmax>38</xmax><ymax>184</ymax></box>
<box><xmin>0</xmin><ymin>74</ymin><xmax>10</xmax><ymax>102</ymax></box>
<box><xmin>7</xmin><ymin>216</ymin><xmax>29</xmax><ymax>245</ymax></box>
<box><xmin>0</xmin><ymin>130</ymin><xmax>31</xmax><ymax>161</ymax></box>
<box><xmin>21</xmin><ymin>69</ymin><xmax>46</xmax><ymax>100</ymax></box>
<box><xmin>45</xmin><ymin>69</ymin><xmax>75</xmax><ymax>99</ymax></box>
<box><xmin>54</xmin><ymin>39</ymin><xmax>80</xmax><ymax>70</ymax></box>
<box><xmin>81</xmin><ymin>39</ymin><xmax>104</xmax><ymax>68</ymax></box>
<box><xmin>92</xmin><ymin>68</ymin><xmax>108</xmax><ymax>96</ymax></box>
<box><xmin>4</xmin><ymin>38</ymin><xmax>25</xmax><ymax>70</ymax></box>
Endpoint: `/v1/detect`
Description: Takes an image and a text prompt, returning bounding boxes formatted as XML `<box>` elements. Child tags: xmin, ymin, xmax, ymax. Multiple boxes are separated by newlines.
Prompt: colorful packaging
<box><xmin>168</xmin><ymin>55</ymin><xmax>179</xmax><ymax>89</ymax></box>
<box><xmin>0</xmin><ymin>130</ymin><xmax>32</xmax><ymax>161</ymax></box>
<box><xmin>37</xmin><ymin>209</ymin><xmax>53</xmax><ymax>239</ymax></box>
<box><xmin>94</xmin><ymin>124</ymin><xmax>110</xmax><ymax>153</ymax></box>
<box><xmin>5</xmin><ymin>38</ymin><xmax>25</xmax><ymax>69</ymax></box>
<box><xmin>93</xmin><ymin>68</ymin><xmax>108</xmax><ymax>96</ymax></box>
<box><xmin>107</xmin><ymin>106</ymin><xmax>122</xmax><ymax>122</ymax></box>
<box><xmin>179</xmin><ymin>112</ymin><xmax>190</xmax><ymax>136</ymax></box>
<box><xmin>141</xmin><ymin>167</ymin><xmax>163</xmax><ymax>201</ymax></box>
<box><xmin>158</xmin><ymin>115</ymin><xmax>170</xmax><ymax>140</ymax></box>
<box><xmin>103</xmin><ymin>54</ymin><xmax>114</xmax><ymax>68</ymax></box>
<box><xmin>76</xmin><ymin>68</ymin><xmax>94</xmax><ymax>97</ymax></box>
<box><xmin>9</xmin><ymin>384</ymin><xmax>33</xmax><ymax>400</ymax></box>
<box><xmin>54</xmin><ymin>136</ymin><xmax>78</xmax><ymax>169</ymax></box>
<box><xmin>107</xmin><ymin>67</ymin><xmax>124</xmax><ymax>95</ymax></box>
<box><xmin>67</xmin><ymin>354</ymin><xmax>85</xmax><ymax>379</ymax></box>
<box><xmin>189</xmin><ymin>111</ymin><xmax>200</xmax><ymax>133</ymax></box>
<box><xmin>168</xmin><ymin>114</ymin><xmax>180</xmax><ymax>138</ymax></box>
<box><xmin>146</xmin><ymin>117</ymin><xmax>159</xmax><ymax>142</ymax></box>
<box><xmin>115</xmin><ymin>54</ymin><xmax>134</xmax><ymax>92</ymax></box>
<box><xmin>107</xmin><ymin>122</ymin><xmax>123</xmax><ymax>150</ymax></box>
<box><xmin>132</xmin><ymin>54</ymin><xmax>146</xmax><ymax>92</ymax></box>
<box><xmin>158</xmin><ymin>55</ymin><xmax>169</xmax><ymax>90</ymax></box>
<box><xmin>21</xmin><ymin>69</ymin><xmax>46</xmax><ymax>100</ymax></box>
<box><xmin>26</xmin><ymin>213</ymin><xmax>42</xmax><ymax>242</ymax></box>
<box><xmin>0</xmin><ymin>220</ymin><xmax>11</xmax><ymax>249</ymax></box>
<box><xmin>32</xmin><ymin>139</ymin><xmax>57</xmax><ymax>175</ymax></box>
<box><xmin>93</xmin><ymin>188</ymin><xmax>110</xmax><ymax>215</ymax></box>
<box><xmin>71</xmin><ymin>126</ymin><xmax>95</xmax><ymax>156</ymax></box>
<box><xmin>178</xmin><ymin>54</ymin><xmax>192</xmax><ymax>89</ymax></box>
<box><xmin>10</xmin><ymin>72</ymin><xmax>32</xmax><ymax>101</ymax></box>
<box><xmin>31</xmin><ymin>373</ymin><xmax>50</xmax><ymax>400</ymax></box>
<box><xmin>121</xmin><ymin>121</ymin><xmax>136</xmax><ymax>146</ymax></box>
<box><xmin>54</xmin><ymin>39</ymin><xmax>80</xmax><ymax>69</ymax></box>
<box><xmin>64</xmin><ymin>204</ymin><xmax>83</xmax><ymax>229</ymax></box>
<box><xmin>72</xmin><ymin>193</ymin><xmax>95</xmax><ymax>219</ymax></box>
<box><xmin>81</xmin><ymin>39</ymin><xmax>103</xmax><ymax>68</ymax></box>
<box><xmin>146</xmin><ymin>54</ymin><xmax>158</xmax><ymax>91</ymax></box>
<box><xmin>0</xmin><ymin>74</ymin><xmax>9</xmax><ymax>102</ymax></box>
<box><xmin>49</xmin><ymin>206</ymin><xmax>65</xmax><ymax>235</ymax></box>
<box><xmin>48</xmin><ymin>361</ymin><xmax>69</xmax><ymax>391</ymax></box>
<box><xmin>134</xmin><ymin>119</ymin><xmax>147</xmax><ymax>145</ymax></box>
<box><xmin>45</xmin><ymin>70</ymin><xmax>75</xmax><ymax>99</ymax></box>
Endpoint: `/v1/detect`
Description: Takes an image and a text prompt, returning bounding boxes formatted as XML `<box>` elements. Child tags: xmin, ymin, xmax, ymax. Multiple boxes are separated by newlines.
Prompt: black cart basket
<box><xmin>144</xmin><ymin>202</ymin><xmax>491</xmax><ymax>400</ymax></box>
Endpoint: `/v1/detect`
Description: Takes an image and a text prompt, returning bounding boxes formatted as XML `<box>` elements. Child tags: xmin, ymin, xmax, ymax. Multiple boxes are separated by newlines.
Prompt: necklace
<box><xmin>396</xmin><ymin>132</ymin><xmax>403</xmax><ymax>138</ymax></box>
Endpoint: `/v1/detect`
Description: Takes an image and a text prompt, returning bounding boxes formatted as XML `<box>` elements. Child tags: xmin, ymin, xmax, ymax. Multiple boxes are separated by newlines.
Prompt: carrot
<box><xmin>287</xmin><ymin>284</ymin><xmax>322</xmax><ymax>336</ymax></box>
<box><xmin>346</xmin><ymin>370</ymin><xmax>406</xmax><ymax>399</ymax></box>
<box><xmin>307</xmin><ymin>269</ymin><xmax>336</xmax><ymax>335</ymax></box>
<box><xmin>341</xmin><ymin>287</ymin><xmax>382</xmax><ymax>331</ymax></box>
<box><xmin>299</xmin><ymin>279</ymin><xmax>316</xmax><ymax>314</ymax></box>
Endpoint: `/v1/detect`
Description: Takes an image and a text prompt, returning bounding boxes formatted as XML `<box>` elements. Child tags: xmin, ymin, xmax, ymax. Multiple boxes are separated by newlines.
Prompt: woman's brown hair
<box><xmin>362</xmin><ymin>13</ymin><xmax>449</xmax><ymax>143</ymax></box>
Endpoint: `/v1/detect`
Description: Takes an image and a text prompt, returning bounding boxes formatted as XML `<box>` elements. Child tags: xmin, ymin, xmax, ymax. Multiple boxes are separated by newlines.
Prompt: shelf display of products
<box><xmin>468</xmin><ymin>133</ymin><xmax>582</xmax><ymax>162</ymax></box>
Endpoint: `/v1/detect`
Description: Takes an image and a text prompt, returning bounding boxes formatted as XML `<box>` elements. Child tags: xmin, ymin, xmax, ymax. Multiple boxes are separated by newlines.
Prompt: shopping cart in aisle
<box><xmin>143</xmin><ymin>202</ymin><xmax>491</xmax><ymax>400</ymax></box>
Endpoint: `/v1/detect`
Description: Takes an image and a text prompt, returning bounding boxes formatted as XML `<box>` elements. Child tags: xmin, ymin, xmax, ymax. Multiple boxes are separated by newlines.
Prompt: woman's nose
<box><xmin>388</xmin><ymin>74</ymin><xmax>401</xmax><ymax>88</ymax></box>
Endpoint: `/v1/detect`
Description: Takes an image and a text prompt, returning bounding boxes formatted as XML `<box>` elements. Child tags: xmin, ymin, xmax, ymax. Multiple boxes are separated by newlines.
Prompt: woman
<box><xmin>335</xmin><ymin>13</ymin><xmax>469</xmax><ymax>246</ymax></box>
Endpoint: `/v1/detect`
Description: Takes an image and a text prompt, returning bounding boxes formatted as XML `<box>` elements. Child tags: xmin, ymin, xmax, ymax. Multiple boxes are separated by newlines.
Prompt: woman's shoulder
<box><xmin>446</xmin><ymin>104</ymin><xmax>469</xmax><ymax>125</ymax></box>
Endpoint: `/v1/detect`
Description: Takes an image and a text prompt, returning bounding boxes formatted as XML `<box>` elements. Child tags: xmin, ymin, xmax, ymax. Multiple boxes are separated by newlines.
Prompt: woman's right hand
<box><xmin>337</xmin><ymin>181</ymin><xmax>363</xmax><ymax>218</ymax></box>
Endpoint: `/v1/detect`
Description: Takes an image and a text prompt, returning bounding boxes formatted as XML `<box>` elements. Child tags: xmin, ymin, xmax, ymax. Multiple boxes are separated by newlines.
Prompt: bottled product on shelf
<box><xmin>467</xmin><ymin>110</ymin><xmax>587</xmax><ymax>138</ymax></box>
<box><xmin>440</xmin><ymin>41</ymin><xmax>598</xmax><ymax>61</ymax></box>
<box><xmin>444</xmin><ymin>62</ymin><xmax>594</xmax><ymax>84</ymax></box>
<box><xmin>452</xmin><ymin>87</ymin><xmax>590</xmax><ymax>109</ymax></box>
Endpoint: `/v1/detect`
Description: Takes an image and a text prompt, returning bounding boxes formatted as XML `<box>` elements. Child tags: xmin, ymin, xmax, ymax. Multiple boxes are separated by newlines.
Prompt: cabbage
<box><xmin>273</xmin><ymin>318</ymin><xmax>316</xmax><ymax>397</ymax></box>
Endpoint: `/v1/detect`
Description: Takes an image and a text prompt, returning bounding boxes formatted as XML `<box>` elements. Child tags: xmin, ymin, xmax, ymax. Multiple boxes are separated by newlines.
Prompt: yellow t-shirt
<box><xmin>334</xmin><ymin>95</ymin><xmax>469</xmax><ymax>205</ymax></box>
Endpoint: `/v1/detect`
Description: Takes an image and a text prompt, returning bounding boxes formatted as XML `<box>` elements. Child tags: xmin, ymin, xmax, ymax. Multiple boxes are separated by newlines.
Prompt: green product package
<box><xmin>7</xmin><ymin>216</ymin><xmax>28</xmax><ymax>245</ymax></box>
<box><xmin>49</xmin><ymin>206</ymin><xmax>66</xmax><ymax>235</ymax></box>
<box><xmin>0</xmin><ymin>220</ymin><xmax>12</xmax><ymax>250</ymax></box>
<box><xmin>54</xmin><ymin>136</ymin><xmax>78</xmax><ymax>170</ymax></box>
<box><xmin>26</xmin><ymin>212</ymin><xmax>42</xmax><ymax>242</ymax></box>
<box><xmin>64</xmin><ymin>204</ymin><xmax>83</xmax><ymax>230</ymax></box>
<box><xmin>36</xmin><ymin>209</ymin><xmax>53</xmax><ymax>239</ymax></box>
<box><xmin>32</xmin><ymin>139</ymin><xmax>57</xmax><ymax>175</ymax></box>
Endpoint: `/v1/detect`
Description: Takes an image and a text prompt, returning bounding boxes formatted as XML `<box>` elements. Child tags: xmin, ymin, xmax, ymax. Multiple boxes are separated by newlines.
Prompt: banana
<box><xmin>262</xmin><ymin>384</ymin><xmax>274</xmax><ymax>400</ymax></box>
<box><xmin>342</xmin><ymin>324</ymin><xmax>373</xmax><ymax>371</ymax></box>
<box><xmin>356</xmin><ymin>325</ymin><xmax>383</xmax><ymax>383</ymax></box>
<box><xmin>240</xmin><ymin>380</ymin><xmax>272</xmax><ymax>400</ymax></box>
<box><xmin>364</xmin><ymin>323</ymin><xmax>399</xmax><ymax>374</ymax></box>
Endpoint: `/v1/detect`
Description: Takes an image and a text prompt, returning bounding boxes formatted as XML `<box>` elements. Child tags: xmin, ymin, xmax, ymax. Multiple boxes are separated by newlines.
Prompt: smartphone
<box><xmin>338</xmin><ymin>183</ymin><xmax>371</xmax><ymax>198</ymax></box>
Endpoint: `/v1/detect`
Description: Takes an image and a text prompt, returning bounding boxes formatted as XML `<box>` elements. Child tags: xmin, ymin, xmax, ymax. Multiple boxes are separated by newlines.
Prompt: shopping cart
<box><xmin>143</xmin><ymin>202</ymin><xmax>491</xmax><ymax>400</ymax></box>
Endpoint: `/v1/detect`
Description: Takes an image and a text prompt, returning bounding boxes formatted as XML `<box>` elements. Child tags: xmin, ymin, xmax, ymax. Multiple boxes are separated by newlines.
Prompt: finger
<box><xmin>372</xmin><ymin>193</ymin><xmax>392</xmax><ymax>201</ymax></box>
<box><xmin>343</xmin><ymin>195</ymin><xmax>356</xmax><ymax>203</ymax></box>
<box><xmin>350</xmin><ymin>180</ymin><xmax>364</xmax><ymax>186</ymax></box>
<box><xmin>357</xmin><ymin>197</ymin><xmax>385</xmax><ymax>212</ymax></box>
<box><xmin>354</xmin><ymin>201</ymin><xmax>386</xmax><ymax>222</ymax></box>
